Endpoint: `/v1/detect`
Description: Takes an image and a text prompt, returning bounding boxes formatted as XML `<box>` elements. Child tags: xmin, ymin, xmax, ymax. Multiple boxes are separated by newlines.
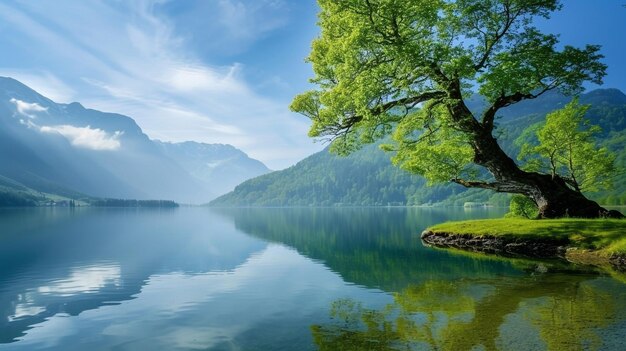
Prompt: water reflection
<box><xmin>0</xmin><ymin>208</ymin><xmax>266</xmax><ymax>344</ymax></box>
<box><xmin>36</xmin><ymin>264</ymin><xmax>121</xmax><ymax>297</ymax></box>
<box><xmin>1</xmin><ymin>207</ymin><xmax>625</xmax><ymax>350</ymax></box>
<box><xmin>220</xmin><ymin>208</ymin><xmax>626</xmax><ymax>350</ymax></box>
<box><xmin>312</xmin><ymin>275</ymin><xmax>626</xmax><ymax>351</ymax></box>
<box><xmin>220</xmin><ymin>207</ymin><xmax>530</xmax><ymax>291</ymax></box>
<box><xmin>3</xmin><ymin>244</ymin><xmax>369</xmax><ymax>350</ymax></box>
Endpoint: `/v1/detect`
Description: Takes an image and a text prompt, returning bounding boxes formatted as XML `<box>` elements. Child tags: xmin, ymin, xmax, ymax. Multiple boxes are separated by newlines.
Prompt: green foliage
<box><xmin>291</xmin><ymin>0</ymin><xmax>606</xmax><ymax>188</ymax></box>
<box><xmin>386</xmin><ymin>103</ymin><xmax>475</xmax><ymax>184</ymax></box>
<box><xmin>506</xmin><ymin>195</ymin><xmax>538</xmax><ymax>219</ymax></box>
<box><xmin>518</xmin><ymin>99</ymin><xmax>617</xmax><ymax>193</ymax></box>
<box><xmin>594</xmin><ymin>132</ymin><xmax>626</xmax><ymax>205</ymax></box>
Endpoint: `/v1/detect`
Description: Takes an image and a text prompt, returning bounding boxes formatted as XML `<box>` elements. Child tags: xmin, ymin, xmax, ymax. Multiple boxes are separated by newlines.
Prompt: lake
<box><xmin>1</xmin><ymin>207</ymin><xmax>625</xmax><ymax>350</ymax></box>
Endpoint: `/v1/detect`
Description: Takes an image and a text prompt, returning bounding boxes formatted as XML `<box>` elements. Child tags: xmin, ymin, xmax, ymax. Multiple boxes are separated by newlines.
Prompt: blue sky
<box><xmin>0</xmin><ymin>0</ymin><xmax>624</xmax><ymax>169</ymax></box>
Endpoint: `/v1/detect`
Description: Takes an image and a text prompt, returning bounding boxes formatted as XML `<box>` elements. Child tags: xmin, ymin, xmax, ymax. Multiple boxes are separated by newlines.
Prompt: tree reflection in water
<box><xmin>312</xmin><ymin>275</ymin><xmax>624</xmax><ymax>351</ymax></box>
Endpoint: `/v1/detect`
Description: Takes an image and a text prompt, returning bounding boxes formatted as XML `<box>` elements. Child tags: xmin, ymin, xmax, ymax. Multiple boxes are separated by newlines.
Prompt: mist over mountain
<box><xmin>0</xmin><ymin>77</ymin><xmax>269</xmax><ymax>204</ymax></box>
<box><xmin>211</xmin><ymin>88</ymin><xmax>626</xmax><ymax>207</ymax></box>
<box><xmin>155</xmin><ymin>141</ymin><xmax>270</xmax><ymax>195</ymax></box>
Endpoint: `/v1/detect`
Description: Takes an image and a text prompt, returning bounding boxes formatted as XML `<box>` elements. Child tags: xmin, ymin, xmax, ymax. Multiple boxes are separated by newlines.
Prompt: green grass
<box><xmin>428</xmin><ymin>218</ymin><xmax>626</xmax><ymax>255</ymax></box>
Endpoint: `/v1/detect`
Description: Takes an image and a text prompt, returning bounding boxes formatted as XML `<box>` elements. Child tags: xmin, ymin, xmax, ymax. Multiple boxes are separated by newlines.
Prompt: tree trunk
<box><xmin>441</xmin><ymin>86</ymin><xmax>624</xmax><ymax>219</ymax></box>
<box><xmin>469</xmin><ymin>125</ymin><xmax>623</xmax><ymax>219</ymax></box>
<box><xmin>524</xmin><ymin>173</ymin><xmax>620</xmax><ymax>218</ymax></box>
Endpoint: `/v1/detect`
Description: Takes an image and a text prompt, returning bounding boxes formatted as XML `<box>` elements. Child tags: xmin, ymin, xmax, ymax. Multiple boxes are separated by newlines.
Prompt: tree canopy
<box><xmin>291</xmin><ymin>0</ymin><xmax>605</xmax><ymax>182</ymax></box>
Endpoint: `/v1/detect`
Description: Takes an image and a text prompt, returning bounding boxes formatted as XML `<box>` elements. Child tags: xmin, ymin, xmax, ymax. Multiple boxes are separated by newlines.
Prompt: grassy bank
<box><xmin>427</xmin><ymin>218</ymin><xmax>626</xmax><ymax>255</ymax></box>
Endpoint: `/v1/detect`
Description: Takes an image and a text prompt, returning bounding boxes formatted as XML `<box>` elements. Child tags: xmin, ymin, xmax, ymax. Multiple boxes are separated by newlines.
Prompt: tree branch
<box><xmin>481</xmin><ymin>92</ymin><xmax>534</xmax><ymax>131</ymax></box>
<box><xmin>373</xmin><ymin>91</ymin><xmax>446</xmax><ymax>114</ymax></box>
<box><xmin>324</xmin><ymin>91</ymin><xmax>446</xmax><ymax>138</ymax></box>
<box><xmin>482</xmin><ymin>81</ymin><xmax>559</xmax><ymax>132</ymax></box>
<box><xmin>451</xmin><ymin>178</ymin><xmax>526</xmax><ymax>193</ymax></box>
<box><xmin>473</xmin><ymin>3</ymin><xmax>521</xmax><ymax>71</ymax></box>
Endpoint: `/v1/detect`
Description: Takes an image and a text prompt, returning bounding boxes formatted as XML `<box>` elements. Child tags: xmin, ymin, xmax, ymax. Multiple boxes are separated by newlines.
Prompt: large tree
<box><xmin>291</xmin><ymin>0</ymin><xmax>622</xmax><ymax>218</ymax></box>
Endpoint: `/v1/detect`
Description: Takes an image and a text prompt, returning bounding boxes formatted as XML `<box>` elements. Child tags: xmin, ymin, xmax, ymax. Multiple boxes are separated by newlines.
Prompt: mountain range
<box><xmin>211</xmin><ymin>88</ymin><xmax>626</xmax><ymax>207</ymax></box>
<box><xmin>0</xmin><ymin>77</ymin><xmax>269</xmax><ymax>205</ymax></box>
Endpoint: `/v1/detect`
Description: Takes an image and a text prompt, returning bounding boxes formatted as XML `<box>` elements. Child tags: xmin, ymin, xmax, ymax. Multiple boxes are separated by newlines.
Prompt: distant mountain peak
<box><xmin>155</xmin><ymin>140</ymin><xmax>252</xmax><ymax>159</ymax></box>
<box><xmin>0</xmin><ymin>76</ymin><xmax>27</xmax><ymax>86</ymax></box>
<box><xmin>582</xmin><ymin>88</ymin><xmax>626</xmax><ymax>104</ymax></box>
<box><xmin>155</xmin><ymin>140</ymin><xmax>270</xmax><ymax>197</ymax></box>
<box><xmin>64</xmin><ymin>102</ymin><xmax>85</xmax><ymax>111</ymax></box>
<box><xmin>0</xmin><ymin>76</ymin><xmax>48</xmax><ymax>99</ymax></box>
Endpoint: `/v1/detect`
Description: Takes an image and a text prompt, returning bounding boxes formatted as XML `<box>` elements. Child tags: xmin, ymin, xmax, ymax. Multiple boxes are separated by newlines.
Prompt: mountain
<box><xmin>155</xmin><ymin>141</ymin><xmax>270</xmax><ymax>196</ymax></box>
<box><xmin>211</xmin><ymin>89</ymin><xmax>626</xmax><ymax>207</ymax></box>
<box><xmin>0</xmin><ymin>77</ymin><xmax>268</xmax><ymax>204</ymax></box>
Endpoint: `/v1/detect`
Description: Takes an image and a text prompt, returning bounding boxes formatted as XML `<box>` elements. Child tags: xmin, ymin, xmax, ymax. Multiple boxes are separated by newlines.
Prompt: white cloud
<box><xmin>166</xmin><ymin>64</ymin><xmax>245</xmax><ymax>93</ymax></box>
<box><xmin>10</xmin><ymin>98</ymin><xmax>48</xmax><ymax>118</ymax></box>
<box><xmin>39</xmin><ymin>125</ymin><xmax>123</xmax><ymax>151</ymax></box>
<box><xmin>8</xmin><ymin>100</ymin><xmax>124</xmax><ymax>151</ymax></box>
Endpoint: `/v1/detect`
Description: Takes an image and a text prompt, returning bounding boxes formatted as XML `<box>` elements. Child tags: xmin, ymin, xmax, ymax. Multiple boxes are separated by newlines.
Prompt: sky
<box><xmin>0</xmin><ymin>0</ymin><xmax>624</xmax><ymax>169</ymax></box>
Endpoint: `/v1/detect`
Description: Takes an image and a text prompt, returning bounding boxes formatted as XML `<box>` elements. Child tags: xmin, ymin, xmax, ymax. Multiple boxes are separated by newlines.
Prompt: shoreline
<box><xmin>421</xmin><ymin>230</ymin><xmax>626</xmax><ymax>272</ymax></box>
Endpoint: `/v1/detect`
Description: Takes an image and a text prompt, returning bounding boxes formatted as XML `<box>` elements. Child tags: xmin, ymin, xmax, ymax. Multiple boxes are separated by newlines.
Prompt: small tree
<box><xmin>519</xmin><ymin>99</ymin><xmax>617</xmax><ymax>193</ymax></box>
<box><xmin>507</xmin><ymin>195</ymin><xmax>539</xmax><ymax>219</ymax></box>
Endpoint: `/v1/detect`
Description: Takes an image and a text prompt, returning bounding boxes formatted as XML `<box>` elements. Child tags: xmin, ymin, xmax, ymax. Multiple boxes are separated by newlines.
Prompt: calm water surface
<box><xmin>0</xmin><ymin>207</ymin><xmax>625</xmax><ymax>350</ymax></box>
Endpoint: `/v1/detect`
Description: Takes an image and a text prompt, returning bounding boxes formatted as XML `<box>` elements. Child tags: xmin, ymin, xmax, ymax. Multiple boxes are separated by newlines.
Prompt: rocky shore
<box><xmin>421</xmin><ymin>230</ymin><xmax>626</xmax><ymax>272</ymax></box>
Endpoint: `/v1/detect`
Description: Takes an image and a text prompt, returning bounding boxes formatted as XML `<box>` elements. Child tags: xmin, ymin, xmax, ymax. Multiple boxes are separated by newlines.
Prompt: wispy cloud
<box><xmin>0</xmin><ymin>0</ymin><xmax>319</xmax><ymax>168</ymax></box>
<box><xmin>10</xmin><ymin>98</ymin><xmax>47</xmax><ymax>119</ymax></box>
<box><xmin>39</xmin><ymin>125</ymin><xmax>123</xmax><ymax>151</ymax></box>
